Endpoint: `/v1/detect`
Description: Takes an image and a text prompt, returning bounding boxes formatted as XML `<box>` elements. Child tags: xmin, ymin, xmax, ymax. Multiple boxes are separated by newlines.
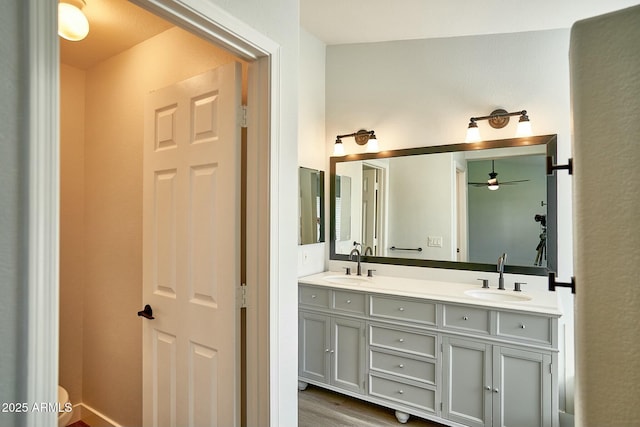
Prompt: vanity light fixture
<box><xmin>333</xmin><ymin>129</ymin><xmax>379</xmax><ymax>156</ymax></box>
<box><xmin>465</xmin><ymin>109</ymin><xmax>532</xmax><ymax>143</ymax></box>
<box><xmin>58</xmin><ymin>0</ymin><xmax>90</xmax><ymax>42</ymax></box>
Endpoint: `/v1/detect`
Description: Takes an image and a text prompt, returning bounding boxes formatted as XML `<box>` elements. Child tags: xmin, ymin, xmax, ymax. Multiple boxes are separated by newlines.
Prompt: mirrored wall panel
<box><xmin>330</xmin><ymin>135</ymin><xmax>557</xmax><ymax>275</ymax></box>
<box><xmin>299</xmin><ymin>167</ymin><xmax>325</xmax><ymax>245</ymax></box>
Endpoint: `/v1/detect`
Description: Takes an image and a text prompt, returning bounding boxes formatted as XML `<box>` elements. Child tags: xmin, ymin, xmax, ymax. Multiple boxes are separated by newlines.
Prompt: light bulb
<box><xmin>366</xmin><ymin>137</ymin><xmax>379</xmax><ymax>153</ymax></box>
<box><xmin>465</xmin><ymin>122</ymin><xmax>481</xmax><ymax>143</ymax></box>
<box><xmin>59</xmin><ymin>2</ymin><xmax>89</xmax><ymax>41</ymax></box>
<box><xmin>333</xmin><ymin>140</ymin><xmax>345</xmax><ymax>156</ymax></box>
<box><xmin>487</xmin><ymin>178</ymin><xmax>499</xmax><ymax>191</ymax></box>
<box><xmin>516</xmin><ymin>115</ymin><xmax>532</xmax><ymax>137</ymax></box>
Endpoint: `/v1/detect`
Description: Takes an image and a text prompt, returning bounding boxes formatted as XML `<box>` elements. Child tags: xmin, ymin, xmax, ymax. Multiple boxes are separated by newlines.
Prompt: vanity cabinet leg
<box><xmin>394</xmin><ymin>410</ymin><xmax>410</xmax><ymax>424</ymax></box>
<box><xmin>298</xmin><ymin>381</ymin><xmax>308</xmax><ymax>391</ymax></box>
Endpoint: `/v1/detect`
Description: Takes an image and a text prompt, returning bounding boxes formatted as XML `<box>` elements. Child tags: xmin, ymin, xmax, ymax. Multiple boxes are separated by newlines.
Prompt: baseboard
<box><xmin>67</xmin><ymin>403</ymin><xmax>122</xmax><ymax>427</ymax></box>
<box><xmin>559</xmin><ymin>411</ymin><xmax>575</xmax><ymax>427</ymax></box>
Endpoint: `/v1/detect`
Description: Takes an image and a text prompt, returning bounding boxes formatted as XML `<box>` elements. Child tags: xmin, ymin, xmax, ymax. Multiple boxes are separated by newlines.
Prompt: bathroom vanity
<box><xmin>298</xmin><ymin>272</ymin><xmax>561</xmax><ymax>427</ymax></box>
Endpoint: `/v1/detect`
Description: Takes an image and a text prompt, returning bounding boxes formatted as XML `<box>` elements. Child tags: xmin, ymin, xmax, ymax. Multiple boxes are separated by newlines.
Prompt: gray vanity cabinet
<box><xmin>298</xmin><ymin>285</ymin><xmax>366</xmax><ymax>395</ymax></box>
<box><xmin>443</xmin><ymin>337</ymin><xmax>552</xmax><ymax>427</ymax></box>
<box><xmin>298</xmin><ymin>282</ymin><xmax>559</xmax><ymax>427</ymax></box>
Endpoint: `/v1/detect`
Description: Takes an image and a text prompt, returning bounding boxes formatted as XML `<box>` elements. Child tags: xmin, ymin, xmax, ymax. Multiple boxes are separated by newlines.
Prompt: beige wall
<box><xmin>61</xmin><ymin>26</ymin><xmax>245</xmax><ymax>426</ymax></box>
<box><xmin>571</xmin><ymin>5</ymin><xmax>640</xmax><ymax>426</ymax></box>
<box><xmin>60</xmin><ymin>63</ymin><xmax>86</xmax><ymax>407</ymax></box>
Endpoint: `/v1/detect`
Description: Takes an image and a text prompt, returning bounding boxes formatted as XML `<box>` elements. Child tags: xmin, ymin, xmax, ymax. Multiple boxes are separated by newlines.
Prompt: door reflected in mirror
<box><xmin>330</xmin><ymin>135</ymin><xmax>557</xmax><ymax>275</ymax></box>
<box><xmin>299</xmin><ymin>167</ymin><xmax>325</xmax><ymax>245</ymax></box>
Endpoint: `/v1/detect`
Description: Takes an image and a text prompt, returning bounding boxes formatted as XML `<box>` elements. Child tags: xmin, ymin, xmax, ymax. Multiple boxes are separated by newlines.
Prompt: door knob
<box><xmin>138</xmin><ymin>304</ymin><xmax>155</xmax><ymax>320</ymax></box>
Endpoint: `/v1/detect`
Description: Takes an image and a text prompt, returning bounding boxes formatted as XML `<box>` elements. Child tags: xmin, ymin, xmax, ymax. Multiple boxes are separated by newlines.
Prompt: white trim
<box><xmin>31</xmin><ymin>0</ymin><xmax>280</xmax><ymax>425</ymax></box>
<box><xmin>26</xmin><ymin>1</ymin><xmax>60</xmax><ymax>426</ymax></box>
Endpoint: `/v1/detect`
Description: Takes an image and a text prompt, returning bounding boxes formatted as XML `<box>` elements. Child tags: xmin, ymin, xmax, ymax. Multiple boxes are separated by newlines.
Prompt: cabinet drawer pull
<box><xmin>398</xmin><ymin>390</ymin><xmax>404</xmax><ymax>394</ymax></box>
<box><xmin>463</xmin><ymin>316</ymin><xmax>469</xmax><ymax>321</ymax></box>
<box><xmin>346</xmin><ymin>299</ymin><xmax>352</xmax><ymax>304</ymax></box>
<box><xmin>398</xmin><ymin>338</ymin><xmax>405</xmax><ymax>343</ymax></box>
<box><xmin>398</xmin><ymin>364</ymin><xmax>404</xmax><ymax>368</ymax></box>
<box><xmin>399</xmin><ymin>307</ymin><xmax>405</xmax><ymax>311</ymax></box>
<box><xmin>520</xmin><ymin>323</ymin><xmax>526</xmax><ymax>329</ymax></box>
<box><xmin>311</xmin><ymin>294</ymin><xmax>317</xmax><ymax>299</ymax></box>
<box><xmin>325</xmin><ymin>349</ymin><xmax>330</xmax><ymax>352</ymax></box>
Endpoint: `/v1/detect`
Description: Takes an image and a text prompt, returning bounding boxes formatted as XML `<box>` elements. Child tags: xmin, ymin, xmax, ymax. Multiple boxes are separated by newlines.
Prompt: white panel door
<box><xmin>142</xmin><ymin>63</ymin><xmax>242</xmax><ymax>427</ymax></box>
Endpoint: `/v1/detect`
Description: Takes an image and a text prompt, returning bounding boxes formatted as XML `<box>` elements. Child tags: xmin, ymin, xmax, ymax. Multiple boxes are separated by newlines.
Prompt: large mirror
<box><xmin>330</xmin><ymin>135</ymin><xmax>557</xmax><ymax>275</ymax></box>
<box><xmin>299</xmin><ymin>167</ymin><xmax>325</xmax><ymax>245</ymax></box>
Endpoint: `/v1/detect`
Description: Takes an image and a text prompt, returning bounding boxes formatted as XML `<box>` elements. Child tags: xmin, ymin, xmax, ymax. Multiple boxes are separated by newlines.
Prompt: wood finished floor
<box><xmin>299</xmin><ymin>385</ymin><xmax>446</xmax><ymax>427</ymax></box>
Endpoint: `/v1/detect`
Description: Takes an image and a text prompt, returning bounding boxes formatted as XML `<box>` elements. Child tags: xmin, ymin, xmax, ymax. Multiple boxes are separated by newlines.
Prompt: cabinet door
<box><xmin>493</xmin><ymin>347</ymin><xmax>552</xmax><ymax>427</ymax></box>
<box><xmin>443</xmin><ymin>337</ymin><xmax>492</xmax><ymax>427</ymax></box>
<box><xmin>299</xmin><ymin>311</ymin><xmax>330</xmax><ymax>384</ymax></box>
<box><xmin>331</xmin><ymin>317</ymin><xmax>366</xmax><ymax>394</ymax></box>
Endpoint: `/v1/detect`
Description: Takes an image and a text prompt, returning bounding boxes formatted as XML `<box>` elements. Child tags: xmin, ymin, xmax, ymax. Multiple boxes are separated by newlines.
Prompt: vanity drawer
<box><xmin>443</xmin><ymin>304</ymin><xmax>490</xmax><ymax>334</ymax></box>
<box><xmin>370</xmin><ymin>295</ymin><xmax>437</xmax><ymax>325</ymax></box>
<box><xmin>369</xmin><ymin>375</ymin><xmax>436</xmax><ymax>412</ymax></box>
<box><xmin>299</xmin><ymin>285</ymin><xmax>330</xmax><ymax>309</ymax></box>
<box><xmin>370</xmin><ymin>350</ymin><xmax>436</xmax><ymax>385</ymax></box>
<box><xmin>370</xmin><ymin>325</ymin><xmax>437</xmax><ymax>358</ymax></box>
<box><xmin>497</xmin><ymin>311</ymin><xmax>553</xmax><ymax>345</ymax></box>
<box><xmin>333</xmin><ymin>290</ymin><xmax>366</xmax><ymax>314</ymax></box>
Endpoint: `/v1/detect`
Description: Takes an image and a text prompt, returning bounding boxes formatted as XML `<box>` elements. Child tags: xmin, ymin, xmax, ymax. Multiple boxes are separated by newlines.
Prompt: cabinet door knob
<box><xmin>330</xmin><ymin>350</ymin><xmax>334</xmax><ymax>354</ymax></box>
<box><xmin>520</xmin><ymin>323</ymin><xmax>526</xmax><ymax>329</ymax></box>
<box><xmin>485</xmin><ymin>386</ymin><xmax>491</xmax><ymax>391</ymax></box>
<box><xmin>398</xmin><ymin>338</ymin><xmax>404</xmax><ymax>343</ymax></box>
<box><xmin>463</xmin><ymin>316</ymin><xmax>469</xmax><ymax>321</ymax></box>
<box><xmin>311</xmin><ymin>294</ymin><xmax>317</xmax><ymax>299</ymax></box>
<box><xmin>398</xmin><ymin>364</ymin><xmax>404</xmax><ymax>368</ymax></box>
<box><xmin>399</xmin><ymin>307</ymin><xmax>405</xmax><ymax>311</ymax></box>
<box><xmin>346</xmin><ymin>299</ymin><xmax>352</xmax><ymax>304</ymax></box>
<box><xmin>493</xmin><ymin>388</ymin><xmax>499</xmax><ymax>393</ymax></box>
<box><xmin>325</xmin><ymin>349</ymin><xmax>330</xmax><ymax>352</ymax></box>
<box><xmin>398</xmin><ymin>390</ymin><xmax>404</xmax><ymax>394</ymax></box>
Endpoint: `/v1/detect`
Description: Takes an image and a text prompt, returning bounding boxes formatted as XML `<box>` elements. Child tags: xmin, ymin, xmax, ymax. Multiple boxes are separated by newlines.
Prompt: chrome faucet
<box><xmin>497</xmin><ymin>252</ymin><xmax>507</xmax><ymax>290</ymax></box>
<box><xmin>349</xmin><ymin>248</ymin><xmax>363</xmax><ymax>276</ymax></box>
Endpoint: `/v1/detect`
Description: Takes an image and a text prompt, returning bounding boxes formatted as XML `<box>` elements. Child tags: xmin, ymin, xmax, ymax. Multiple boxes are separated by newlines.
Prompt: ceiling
<box><xmin>60</xmin><ymin>0</ymin><xmax>172</xmax><ymax>69</ymax></box>
<box><xmin>301</xmin><ymin>0</ymin><xmax>640</xmax><ymax>45</ymax></box>
<box><xmin>62</xmin><ymin>0</ymin><xmax>640</xmax><ymax>69</ymax></box>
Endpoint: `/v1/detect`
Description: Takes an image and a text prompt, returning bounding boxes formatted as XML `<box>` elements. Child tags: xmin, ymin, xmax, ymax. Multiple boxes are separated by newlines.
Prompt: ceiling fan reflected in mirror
<box><xmin>468</xmin><ymin>160</ymin><xmax>530</xmax><ymax>191</ymax></box>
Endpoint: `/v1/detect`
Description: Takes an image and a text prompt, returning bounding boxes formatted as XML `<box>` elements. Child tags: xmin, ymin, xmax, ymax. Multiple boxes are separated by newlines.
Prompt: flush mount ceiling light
<box><xmin>333</xmin><ymin>129</ymin><xmax>379</xmax><ymax>156</ymax></box>
<box><xmin>465</xmin><ymin>108</ymin><xmax>532</xmax><ymax>143</ymax></box>
<box><xmin>58</xmin><ymin>0</ymin><xmax>90</xmax><ymax>42</ymax></box>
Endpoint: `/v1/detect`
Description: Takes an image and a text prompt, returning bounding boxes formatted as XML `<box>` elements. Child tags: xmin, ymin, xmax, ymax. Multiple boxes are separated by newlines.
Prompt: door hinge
<box><xmin>239</xmin><ymin>105</ymin><xmax>248</xmax><ymax>128</ymax></box>
<box><xmin>239</xmin><ymin>283</ymin><xmax>247</xmax><ymax>308</ymax></box>
<box><xmin>550</xmin><ymin>363</ymin><xmax>553</xmax><ymax>374</ymax></box>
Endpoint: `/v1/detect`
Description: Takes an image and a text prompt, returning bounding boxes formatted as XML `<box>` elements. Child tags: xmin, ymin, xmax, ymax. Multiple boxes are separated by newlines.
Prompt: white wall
<box><xmin>325</xmin><ymin>29</ymin><xmax>576</xmax><ymax>414</ymax></box>
<box><xmin>298</xmin><ymin>29</ymin><xmax>327</xmax><ymax>277</ymax></box>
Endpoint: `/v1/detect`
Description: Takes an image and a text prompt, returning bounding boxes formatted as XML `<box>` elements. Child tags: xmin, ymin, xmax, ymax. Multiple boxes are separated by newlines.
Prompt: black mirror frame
<box><xmin>329</xmin><ymin>134</ymin><xmax>557</xmax><ymax>276</ymax></box>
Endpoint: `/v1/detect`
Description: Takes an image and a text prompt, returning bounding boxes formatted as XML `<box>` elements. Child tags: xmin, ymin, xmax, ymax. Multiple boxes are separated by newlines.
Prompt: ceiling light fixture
<box><xmin>58</xmin><ymin>0</ymin><xmax>90</xmax><ymax>42</ymax></box>
<box><xmin>465</xmin><ymin>108</ymin><xmax>532</xmax><ymax>143</ymax></box>
<box><xmin>333</xmin><ymin>129</ymin><xmax>379</xmax><ymax>156</ymax></box>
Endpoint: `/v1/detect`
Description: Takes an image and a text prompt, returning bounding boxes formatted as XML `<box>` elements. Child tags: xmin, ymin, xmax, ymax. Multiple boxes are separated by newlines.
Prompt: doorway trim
<box><xmin>26</xmin><ymin>0</ymin><xmax>279</xmax><ymax>426</ymax></box>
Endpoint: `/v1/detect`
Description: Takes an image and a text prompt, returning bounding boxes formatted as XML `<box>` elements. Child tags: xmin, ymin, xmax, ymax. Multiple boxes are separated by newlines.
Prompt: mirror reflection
<box><xmin>330</xmin><ymin>135</ymin><xmax>557</xmax><ymax>275</ymax></box>
<box><xmin>299</xmin><ymin>167</ymin><xmax>325</xmax><ymax>245</ymax></box>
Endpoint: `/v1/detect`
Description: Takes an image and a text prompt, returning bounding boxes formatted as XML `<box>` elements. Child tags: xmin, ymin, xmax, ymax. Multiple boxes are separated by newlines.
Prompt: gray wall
<box><xmin>0</xmin><ymin>1</ymin><xmax>28</xmax><ymax>426</ymax></box>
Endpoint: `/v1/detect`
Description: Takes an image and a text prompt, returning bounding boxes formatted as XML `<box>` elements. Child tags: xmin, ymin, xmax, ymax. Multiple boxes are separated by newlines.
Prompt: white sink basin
<box><xmin>323</xmin><ymin>275</ymin><xmax>371</xmax><ymax>285</ymax></box>
<box><xmin>464</xmin><ymin>289</ymin><xmax>532</xmax><ymax>302</ymax></box>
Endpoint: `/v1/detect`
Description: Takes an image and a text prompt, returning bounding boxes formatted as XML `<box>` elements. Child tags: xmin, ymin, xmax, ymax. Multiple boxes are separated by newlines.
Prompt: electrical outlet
<box><xmin>427</xmin><ymin>236</ymin><xmax>443</xmax><ymax>248</ymax></box>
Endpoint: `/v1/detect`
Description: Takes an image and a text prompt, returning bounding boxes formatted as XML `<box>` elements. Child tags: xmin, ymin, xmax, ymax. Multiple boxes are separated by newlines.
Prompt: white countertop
<box><xmin>298</xmin><ymin>271</ymin><xmax>562</xmax><ymax>316</ymax></box>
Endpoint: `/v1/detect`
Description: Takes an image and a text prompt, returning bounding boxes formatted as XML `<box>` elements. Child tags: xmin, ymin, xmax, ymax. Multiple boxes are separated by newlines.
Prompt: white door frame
<box><xmin>26</xmin><ymin>1</ymin><xmax>278</xmax><ymax>426</ymax></box>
